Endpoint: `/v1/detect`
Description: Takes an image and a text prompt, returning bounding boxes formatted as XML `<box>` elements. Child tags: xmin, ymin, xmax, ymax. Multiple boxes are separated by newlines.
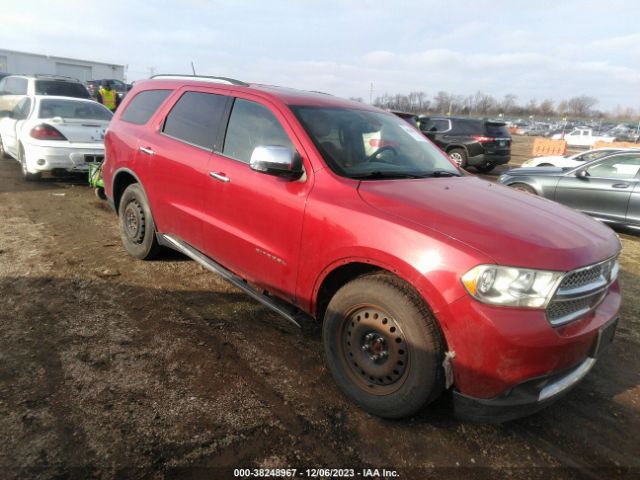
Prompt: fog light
<box><xmin>37</xmin><ymin>159</ymin><xmax>46</xmax><ymax>166</ymax></box>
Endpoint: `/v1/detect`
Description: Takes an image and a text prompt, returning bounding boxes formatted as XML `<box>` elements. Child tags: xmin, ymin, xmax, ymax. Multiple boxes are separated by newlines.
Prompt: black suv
<box><xmin>418</xmin><ymin>116</ymin><xmax>511</xmax><ymax>172</ymax></box>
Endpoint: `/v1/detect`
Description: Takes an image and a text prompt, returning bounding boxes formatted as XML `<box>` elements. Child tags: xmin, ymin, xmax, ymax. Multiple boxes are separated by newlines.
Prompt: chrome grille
<box><xmin>559</xmin><ymin>265</ymin><xmax>602</xmax><ymax>290</ymax></box>
<box><xmin>546</xmin><ymin>257</ymin><xmax>618</xmax><ymax>326</ymax></box>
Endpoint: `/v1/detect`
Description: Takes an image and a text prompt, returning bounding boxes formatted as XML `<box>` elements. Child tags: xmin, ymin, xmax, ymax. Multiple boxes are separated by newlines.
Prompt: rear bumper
<box><xmin>466</xmin><ymin>153</ymin><xmax>510</xmax><ymax>166</ymax></box>
<box><xmin>23</xmin><ymin>142</ymin><xmax>104</xmax><ymax>172</ymax></box>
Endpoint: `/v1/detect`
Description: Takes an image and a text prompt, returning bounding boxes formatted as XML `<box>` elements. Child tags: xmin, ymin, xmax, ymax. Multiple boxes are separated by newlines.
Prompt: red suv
<box><xmin>103</xmin><ymin>75</ymin><xmax>621</xmax><ymax>421</ymax></box>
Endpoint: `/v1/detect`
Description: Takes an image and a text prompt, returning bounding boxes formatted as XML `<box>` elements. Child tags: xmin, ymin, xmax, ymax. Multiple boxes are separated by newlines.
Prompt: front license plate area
<box><xmin>591</xmin><ymin>317</ymin><xmax>618</xmax><ymax>357</ymax></box>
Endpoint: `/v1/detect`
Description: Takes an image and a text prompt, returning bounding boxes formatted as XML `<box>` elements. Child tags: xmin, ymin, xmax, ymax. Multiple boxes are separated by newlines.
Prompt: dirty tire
<box><xmin>0</xmin><ymin>134</ymin><xmax>8</xmax><ymax>159</ymax></box>
<box><xmin>448</xmin><ymin>148</ymin><xmax>467</xmax><ymax>168</ymax></box>
<box><xmin>94</xmin><ymin>187</ymin><xmax>107</xmax><ymax>200</ymax></box>
<box><xmin>118</xmin><ymin>183</ymin><xmax>161</xmax><ymax>260</ymax></box>
<box><xmin>510</xmin><ymin>183</ymin><xmax>537</xmax><ymax>195</ymax></box>
<box><xmin>323</xmin><ymin>273</ymin><xmax>445</xmax><ymax>419</ymax></box>
<box><xmin>19</xmin><ymin>144</ymin><xmax>41</xmax><ymax>181</ymax></box>
<box><xmin>475</xmin><ymin>163</ymin><xmax>495</xmax><ymax>173</ymax></box>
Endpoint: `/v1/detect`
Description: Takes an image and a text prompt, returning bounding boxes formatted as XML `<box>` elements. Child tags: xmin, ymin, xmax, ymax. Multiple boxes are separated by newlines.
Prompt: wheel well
<box><xmin>316</xmin><ymin>263</ymin><xmax>380</xmax><ymax>320</ymax></box>
<box><xmin>112</xmin><ymin>171</ymin><xmax>138</xmax><ymax>213</ymax></box>
<box><xmin>445</xmin><ymin>145</ymin><xmax>467</xmax><ymax>154</ymax></box>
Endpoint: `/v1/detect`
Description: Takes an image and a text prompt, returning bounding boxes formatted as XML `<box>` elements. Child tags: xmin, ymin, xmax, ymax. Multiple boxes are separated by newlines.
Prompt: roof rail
<box><xmin>33</xmin><ymin>74</ymin><xmax>80</xmax><ymax>81</ymax></box>
<box><xmin>150</xmin><ymin>74</ymin><xmax>248</xmax><ymax>86</ymax></box>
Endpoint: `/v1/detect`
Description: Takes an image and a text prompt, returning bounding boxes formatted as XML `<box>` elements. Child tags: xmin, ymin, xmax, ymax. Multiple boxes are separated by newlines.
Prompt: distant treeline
<box><xmin>348</xmin><ymin>91</ymin><xmax>638</xmax><ymax>121</ymax></box>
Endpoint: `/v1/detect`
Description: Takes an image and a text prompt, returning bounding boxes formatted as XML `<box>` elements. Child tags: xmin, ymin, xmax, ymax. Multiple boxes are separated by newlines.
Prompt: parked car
<box><xmin>499</xmin><ymin>151</ymin><xmax>640</xmax><ymax>227</ymax></box>
<box><xmin>417</xmin><ymin>116</ymin><xmax>511</xmax><ymax>172</ymax></box>
<box><xmin>515</xmin><ymin>123</ymin><xmax>548</xmax><ymax>136</ymax></box>
<box><xmin>390</xmin><ymin>111</ymin><xmax>419</xmax><ymax>127</ymax></box>
<box><xmin>552</xmin><ymin>128</ymin><xmax>616</xmax><ymax>147</ymax></box>
<box><xmin>86</xmin><ymin>79</ymin><xmax>131</xmax><ymax>100</ymax></box>
<box><xmin>0</xmin><ymin>74</ymin><xmax>91</xmax><ymax>113</ymax></box>
<box><xmin>103</xmin><ymin>75</ymin><xmax>620</xmax><ymax>421</ymax></box>
<box><xmin>0</xmin><ymin>95</ymin><xmax>112</xmax><ymax>180</ymax></box>
<box><xmin>521</xmin><ymin>147</ymin><xmax>629</xmax><ymax>168</ymax></box>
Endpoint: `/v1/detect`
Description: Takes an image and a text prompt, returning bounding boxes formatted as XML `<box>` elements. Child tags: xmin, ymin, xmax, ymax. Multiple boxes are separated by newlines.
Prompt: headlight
<box><xmin>461</xmin><ymin>265</ymin><xmax>564</xmax><ymax>308</ymax></box>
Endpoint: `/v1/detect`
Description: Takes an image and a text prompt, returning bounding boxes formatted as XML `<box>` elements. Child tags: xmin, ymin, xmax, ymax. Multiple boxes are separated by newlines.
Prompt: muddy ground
<box><xmin>0</xmin><ymin>137</ymin><xmax>638</xmax><ymax>480</ymax></box>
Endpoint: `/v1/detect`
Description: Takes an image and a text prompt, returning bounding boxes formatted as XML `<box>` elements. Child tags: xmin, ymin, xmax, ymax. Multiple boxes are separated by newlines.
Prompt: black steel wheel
<box><xmin>323</xmin><ymin>273</ymin><xmax>445</xmax><ymax>418</ymax></box>
<box><xmin>118</xmin><ymin>183</ymin><xmax>161</xmax><ymax>260</ymax></box>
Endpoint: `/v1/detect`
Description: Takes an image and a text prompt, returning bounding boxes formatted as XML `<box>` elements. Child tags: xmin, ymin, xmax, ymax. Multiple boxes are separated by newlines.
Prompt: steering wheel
<box><xmin>365</xmin><ymin>145</ymin><xmax>398</xmax><ymax>162</ymax></box>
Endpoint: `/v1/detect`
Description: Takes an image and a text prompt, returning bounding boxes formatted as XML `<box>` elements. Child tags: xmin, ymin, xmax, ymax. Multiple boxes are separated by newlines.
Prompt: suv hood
<box><xmin>358</xmin><ymin>177</ymin><xmax>620</xmax><ymax>271</ymax></box>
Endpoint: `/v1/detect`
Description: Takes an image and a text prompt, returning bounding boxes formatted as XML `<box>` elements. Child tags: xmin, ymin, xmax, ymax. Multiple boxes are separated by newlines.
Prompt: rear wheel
<box><xmin>118</xmin><ymin>183</ymin><xmax>162</xmax><ymax>260</ymax></box>
<box><xmin>19</xmin><ymin>144</ymin><xmax>41</xmax><ymax>181</ymax></box>
<box><xmin>475</xmin><ymin>163</ymin><xmax>495</xmax><ymax>173</ymax></box>
<box><xmin>0</xmin><ymin>135</ymin><xmax>8</xmax><ymax>159</ymax></box>
<box><xmin>448</xmin><ymin>148</ymin><xmax>467</xmax><ymax>168</ymax></box>
<box><xmin>323</xmin><ymin>273</ymin><xmax>445</xmax><ymax>419</ymax></box>
<box><xmin>510</xmin><ymin>183</ymin><xmax>536</xmax><ymax>194</ymax></box>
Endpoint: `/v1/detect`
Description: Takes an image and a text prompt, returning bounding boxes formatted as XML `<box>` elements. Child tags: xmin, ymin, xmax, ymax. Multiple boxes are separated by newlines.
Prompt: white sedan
<box><xmin>521</xmin><ymin>147</ymin><xmax>628</xmax><ymax>169</ymax></box>
<box><xmin>0</xmin><ymin>95</ymin><xmax>112</xmax><ymax>180</ymax></box>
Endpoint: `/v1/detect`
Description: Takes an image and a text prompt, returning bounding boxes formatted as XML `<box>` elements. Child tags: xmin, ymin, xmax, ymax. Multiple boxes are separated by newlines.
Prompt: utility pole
<box><xmin>148</xmin><ymin>66</ymin><xmax>156</xmax><ymax>78</ymax></box>
<box><xmin>369</xmin><ymin>82</ymin><xmax>374</xmax><ymax>105</ymax></box>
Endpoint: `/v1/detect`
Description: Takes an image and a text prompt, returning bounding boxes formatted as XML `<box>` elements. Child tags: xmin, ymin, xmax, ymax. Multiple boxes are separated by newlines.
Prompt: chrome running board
<box><xmin>158</xmin><ymin>233</ymin><xmax>302</xmax><ymax>328</ymax></box>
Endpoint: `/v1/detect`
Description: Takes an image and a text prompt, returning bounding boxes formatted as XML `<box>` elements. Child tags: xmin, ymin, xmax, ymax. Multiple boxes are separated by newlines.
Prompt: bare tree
<box><xmin>566</xmin><ymin>95</ymin><xmax>598</xmax><ymax>117</ymax></box>
<box><xmin>539</xmin><ymin>99</ymin><xmax>555</xmax><ymax>117</ymax></box>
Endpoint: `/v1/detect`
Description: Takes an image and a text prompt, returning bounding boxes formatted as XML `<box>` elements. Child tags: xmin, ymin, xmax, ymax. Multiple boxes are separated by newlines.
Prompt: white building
<box><xmin>0</xmin><ymin>49</ymin><xmax>125</xmax><ymax>82</ymax></box>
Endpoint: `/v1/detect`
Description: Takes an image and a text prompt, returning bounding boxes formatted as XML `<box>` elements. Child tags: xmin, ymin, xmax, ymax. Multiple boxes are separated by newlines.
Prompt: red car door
<box><xmin>202</xmin><ymin>95</ymin><xmax>313</xmax><ymax>302</ymax></box>
<box><xmin>141</xmin><ymin>88</ymin><xmax>230</xmax><ymax>251</ymax></box>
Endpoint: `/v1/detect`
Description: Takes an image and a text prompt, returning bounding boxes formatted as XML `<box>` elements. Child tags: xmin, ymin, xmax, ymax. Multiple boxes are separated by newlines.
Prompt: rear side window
<box><xmin>4</xmin><ymin>77</ymin><xmax>28</xmax><ymax>95</ymax></box>
<box><xmin>485</xmin><ymin>122</ymin><xmax>510</xmax><ymax>137</ymax></box>
<box><xmin>120</xmin><ymin>89</ymin><xmax>171</xmax><ymax>125</ymax></box>
<box><xmin>35</xmin><ymin>81</ymin><xmax>89</xmax><ymax>98</ymax></box>
<box><xmin>162</xmin><ymin>91</ymin><xmax>228</xmax><ymax>150</ymax></box>
<box><xmin>421</xmin><ymin>119</ymin><xmax>449</xmax><ymax>132</ymax></box>
<box><xmin>453</xmin><ymin>119</ymin><xmax>483</xmax><ymax>135</ymax></box>
<box><xmin>223</xmin><ymin>98</ymin><xmax>294</xmax><ymax>163</ymax></box>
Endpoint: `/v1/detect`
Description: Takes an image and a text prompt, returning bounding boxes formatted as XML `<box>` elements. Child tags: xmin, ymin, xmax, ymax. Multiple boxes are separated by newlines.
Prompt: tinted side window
<box><xmin>35</xmin><ymin>81</ymin><xmax>89</xmax><ymax>98</ymax></box>
<box><xmin>13</xmin><ymin>98</ymin><xmax>31</xmax><ymax>119</ymax></box>
<box><xmin>120</xmin><ymin>90</ymin><xmax>171</xmax><ymax>125</ymax></box>
<box><xmin>0</xmin><ymin>78</ymin><xmax>6</xmax><ymax>94</ymax></box>
<box><xmin>223</xmin><ymin>99</ymin><xmax>294</xmax><ymax>163</ymax></box>
<box><xmin>454</xmin><ymin>120</ymin><xmax>483</xmax><ymax>135</ymax></box>
<box><xmin>162</xmin><ymin>92</ymin><xmax>227</xmax><ymax>150</ymax></box>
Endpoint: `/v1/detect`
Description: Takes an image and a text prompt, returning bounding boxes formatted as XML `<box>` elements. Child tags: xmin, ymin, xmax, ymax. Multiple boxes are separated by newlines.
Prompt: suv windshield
<box><xmin>35</xmin><ymin>80</ymin><xmax>90</xmax><ymax>98</ymax></box>
<box><xmin>292</xmin><ymin>106</ymin><xmax>459</xmax><ymax>179</ymax></box>
<box><xmin>39</xmin><ymin>99</ymin><xmax>112</xmax><ymax>121</ymax></box>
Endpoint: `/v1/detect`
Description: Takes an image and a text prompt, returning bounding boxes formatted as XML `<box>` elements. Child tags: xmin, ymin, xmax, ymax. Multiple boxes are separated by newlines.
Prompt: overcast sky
<box><xmin>1</xmin><ymin>0</ymin><xmax>638</xmax><ymax>110</ymax></box>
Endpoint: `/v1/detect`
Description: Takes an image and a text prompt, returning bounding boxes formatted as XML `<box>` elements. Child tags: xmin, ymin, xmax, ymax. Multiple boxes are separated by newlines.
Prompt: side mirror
<box><xmin>0</xmin><ymin>110</ymin><xmax>12</xmax><ymax>119</ymax></box>
<box><xmin>576</xmin><ymin>169</ymin><xmax>588</xmax><ymax>179</ymax></box>
<box><xmin>250</xmin><ymin>146</ymin><xmax>303</xmax><ymax>179</ymax></box>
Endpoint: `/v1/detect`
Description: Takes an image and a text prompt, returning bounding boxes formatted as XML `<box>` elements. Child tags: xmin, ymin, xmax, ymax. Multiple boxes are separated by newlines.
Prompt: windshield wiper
<box><xmin>350</xmin><ymin>171</ymin><xmax>427</xmax><ymax>180</ymax></box>
<box><xmin>424</xmin><ymin>170</ymin><xmax>461</xmax><ymax>177</ymax></box>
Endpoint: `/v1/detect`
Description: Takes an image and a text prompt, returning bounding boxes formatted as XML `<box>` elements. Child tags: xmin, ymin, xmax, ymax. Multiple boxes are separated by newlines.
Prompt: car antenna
<box><xmin>191</xmin><ymin>61</ymin><xmax>196</xmax><ymax>75</ymax></box>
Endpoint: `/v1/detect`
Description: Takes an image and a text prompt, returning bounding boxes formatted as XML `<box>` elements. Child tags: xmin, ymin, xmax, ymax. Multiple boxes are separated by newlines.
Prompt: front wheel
<box><xmin>323</xmin><ymin>273</ymin><xmax>445</xmax><ymax>419</ymax></box>
<box><xmin>118</xmin><ymin>183</ymin><xmax>162</xmax><ymax>260</ymax></box>
<box><xmin>510</xmin><ymin>183</ymin><xmax>537</xmax><ymax>195</ymax></box>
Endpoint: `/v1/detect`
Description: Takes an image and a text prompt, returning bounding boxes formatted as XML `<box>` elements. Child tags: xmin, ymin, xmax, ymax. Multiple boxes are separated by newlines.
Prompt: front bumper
<box><xmin>23</xmin><ymin>142</ymin><xmax>104</xmax><ymax>173</ymax></box>
<box><xmin>438</xmin><ymin>281</ymin><xmax>620</xmax><ymax>406</ymax></box>
<box><xmin>453</xmin><ymin>316</ymin><xmax>617</xmax><ymax>422</ymax></box>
